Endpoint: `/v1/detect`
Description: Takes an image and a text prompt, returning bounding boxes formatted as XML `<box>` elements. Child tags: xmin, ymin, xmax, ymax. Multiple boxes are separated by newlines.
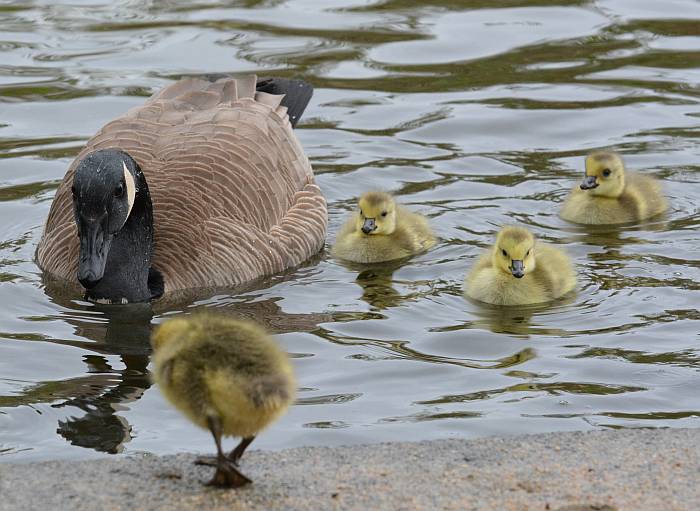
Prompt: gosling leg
<box><xmin>203</xmin><ymin>416</ymin><xmax>252</xmax><ymax>488</ymax></box>
<box><xmin>228</xmin><ymin>436</ymin><xmax>255</xmax><ymax>464</ymax></box>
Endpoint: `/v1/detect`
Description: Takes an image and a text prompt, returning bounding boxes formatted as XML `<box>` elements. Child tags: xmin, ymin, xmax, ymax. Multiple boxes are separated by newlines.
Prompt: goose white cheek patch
<box><xmin>123</xmin><ymin>161</ymin><xmax>136</xmax><ymax>219</ymax></box>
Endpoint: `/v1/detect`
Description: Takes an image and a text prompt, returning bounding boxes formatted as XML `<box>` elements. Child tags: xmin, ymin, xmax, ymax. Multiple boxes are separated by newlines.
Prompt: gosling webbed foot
<box><xmin>194</xmin><ymin>456</ymin><xmax>218</xmax><ymax>467</ymax></box>
<box><xmin>205</xmin><ymin>459</ymin><xmax>252</xmax><ymax>488</ymax></box>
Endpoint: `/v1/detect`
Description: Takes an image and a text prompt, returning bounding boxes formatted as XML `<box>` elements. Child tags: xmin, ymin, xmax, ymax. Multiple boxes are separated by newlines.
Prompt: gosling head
<box><xmin>356</xmin><ymin>192</ymin><xmax>397</xmax><ymax>236</ymax></box>
<box><xmin>579</xmin><ymin>151</ymin><xmax>626</xmax><ymax>198</ymax></box>
<box><xmin>492</xmin><ymin>226</ymin><xmax>536</xmax><ymax>279</ymax></box>
<box><xmin>150</xmin><ymin>317</ymin><xmax>196</xmax><ymax>352</ymax></box>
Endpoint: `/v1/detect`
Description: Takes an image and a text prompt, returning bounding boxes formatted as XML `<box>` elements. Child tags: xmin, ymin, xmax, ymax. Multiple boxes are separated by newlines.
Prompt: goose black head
<box><xmin>71</xmin><ymin>149</ymin><xmax>159</xmax><ymax>303</ymax></box>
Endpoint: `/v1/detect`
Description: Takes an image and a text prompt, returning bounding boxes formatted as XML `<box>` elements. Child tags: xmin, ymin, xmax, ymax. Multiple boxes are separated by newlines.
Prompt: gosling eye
<box><xmin>501</xmin><ymin>249</ymin><xmax>508</xmax><ymax>257</ymax></box>
<box><xmin>359</xmin><ymin>209</ymin><xmax>363</xmax><ymax>217</ymax></box>
<box><xmin>114</xmin><ymin>183</ymin><xmax>124</xmax><ymax>199</ymax></box>
<box><xmin>381</xmin><ymin>211</ymin><xmax>388</xmax><ymax>217</ymax></box>
<box><xmin>602</xmin><ymin>168</ymin><xmax>612</xmax><ymax>177</ymax></box>
<box><xmin>526</xmin><ymin>249</ymin><xmax>531</xmax><ymax>257</ymax></box>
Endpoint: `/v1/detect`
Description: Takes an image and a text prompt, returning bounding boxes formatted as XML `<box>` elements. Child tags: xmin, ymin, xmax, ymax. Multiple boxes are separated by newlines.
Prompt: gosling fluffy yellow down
<box><xmin>464</xmin><ymin>226</ymin><xmax>576</xmax><ymax>306</ymax></box>
<box><xmin>332</xmin><ymin>191</ymin><xmax>435</xmax><ymax>263</ymax></box>
<box><xmin>560</xmin><ymin>151</ymin><xmax>667</xmax><ymax>224</ymax></box>
<box><xmin>151</xmin><ymin>314</ymin><xmax>296</xmax><ymax>487</ymax></box>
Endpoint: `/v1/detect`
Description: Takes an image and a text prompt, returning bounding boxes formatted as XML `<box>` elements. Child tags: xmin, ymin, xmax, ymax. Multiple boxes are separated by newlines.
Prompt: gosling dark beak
<box><xmin>511</xmin><ymin>260</ymin><xmax>525</xmax><ymax>279</ymax></box>
<box><xmin>77</xmin><ymin>217</ymin><xmax>113</xmax><ymax>289</ymax></box>
<box><xmin>580</xmin><ymin>175</ymin><xmax>598</xmax><ymax>190</ymax></box>
<box><xmin>362</xmin><ymin>218</ymin><xmax>376</xmax><ymax>235</ymax></box>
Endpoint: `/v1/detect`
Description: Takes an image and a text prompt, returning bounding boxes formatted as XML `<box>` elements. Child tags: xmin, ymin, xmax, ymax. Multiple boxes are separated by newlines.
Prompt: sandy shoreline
<box><xmin>1</xmin><ymin>428</ymin><xmax>698</xmax><ymax>510</ymax></box>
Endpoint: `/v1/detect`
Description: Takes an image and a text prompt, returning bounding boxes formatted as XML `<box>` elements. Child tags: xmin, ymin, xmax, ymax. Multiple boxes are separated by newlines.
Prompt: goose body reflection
<box><xmin>560</xmin><ymin>151</ymin><xmax>667</xmax><ymax>225</ymax></box>
<box><xmin>151</xmin><ymin>314</ymin><xmax>296</xmax><ymax>487</ymax></box>
<box><xmin>464</xmin><ymin>226</ymin><xmax>576</xmax><ymax>306</ymax></box>
<box><xmin>332</xmin><ymin>191</ymin><xmax>435</xmax><ymax>263</ymax></box>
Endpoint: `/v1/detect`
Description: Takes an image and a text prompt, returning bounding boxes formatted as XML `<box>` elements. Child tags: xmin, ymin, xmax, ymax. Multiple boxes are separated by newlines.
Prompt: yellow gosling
<box><xmin>464</xmin><ymin>226</ymin><xmax>576</xmax><ymax>306</ymax></box>
<box><xmin>560</xmin><ymin>151</ymin><xmax>667</xmax><ymax>225</ymax></box>
<box><xmin>332</xmin><ymin>191</ymin><xmax>435</xmax><ymax>263</ymax></box>
<box><xmin>151</xmin><ymin>314</ymin><xmax>296</xmax><ymax>488</ymax></box>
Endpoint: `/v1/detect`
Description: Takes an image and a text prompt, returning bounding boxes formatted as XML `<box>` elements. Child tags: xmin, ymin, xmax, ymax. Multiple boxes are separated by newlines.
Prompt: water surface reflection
<box><xmin>1</xmin><ymin>0</ymin><xmax>699</xmax><ymax>460</ymax></box>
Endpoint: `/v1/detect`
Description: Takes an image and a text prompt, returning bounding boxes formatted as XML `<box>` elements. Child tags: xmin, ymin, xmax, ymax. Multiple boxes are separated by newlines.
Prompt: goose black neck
<box><xmin>85</xmin><ymin>171</ymin><xmax>157</xmax><ymax>304</ymax></box>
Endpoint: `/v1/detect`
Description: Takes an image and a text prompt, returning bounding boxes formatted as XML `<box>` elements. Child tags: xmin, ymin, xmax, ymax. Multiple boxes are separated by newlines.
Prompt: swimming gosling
<box><xmin>332</xmin><ymin>191</ymin><xmax>435</xmax><ymax>263</ymax></box>
<box><xmin>560</xmin><ymin>151</ymin><xmax>667</xmax><ymax>224</ymax></box>
<box><xmin>151</xmin><ymin>314</ymin><xmax>296</xmax><ymax>488</ymax></box>
<box><xmin>464</xmin><ymin>226</ymin><xmax>576</xmax><ymax>306</ymax></box>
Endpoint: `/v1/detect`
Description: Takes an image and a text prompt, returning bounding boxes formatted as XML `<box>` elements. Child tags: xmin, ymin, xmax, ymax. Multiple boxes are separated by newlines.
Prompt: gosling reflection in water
<box><xmin>430</xmin><ymin>297</ymin><xmax>575</xmax><ymax>338</ymax></box>
<box><xmin>468</xmin><ymin>302</ymin><xmax>572</xmax><ymax>338</ymax></box>
<box><xmin>565</xmin><ymin>222</ymin><xmax>674</xmax><ymax>293</ymax></box>
<box><xmin>569</xmin><ymin>218</ymin><xmax>667</xmax><ymax>250</ymax></box>
<box><xmin>337</xmin><ymin>256</ymin><xmax>436</xmax><ymax>311</ymax></box>
<box><xmin>350</xmin><ymin>258</ymin><xmax>408</xmax><ymax>310</ymax></box>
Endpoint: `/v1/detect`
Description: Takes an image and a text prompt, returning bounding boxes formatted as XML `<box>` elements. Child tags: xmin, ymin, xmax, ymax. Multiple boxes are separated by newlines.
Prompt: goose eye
<box><xmin>381</xmin><ymin>211</ymin><xmax>388</xmax><ymax>217</ymax></box>
<box><xmin>501</xmin><ymin>249</ymin><xmax>508</xmax><ymax>257</ymax></box>
<box><xmin>602</xmin><ymin>168</ymin><xmax>611</xmax><ymax>177</ymax></box>
<box><xmin>70</xmin><ymin>185</ymin><xmax>76</xmax><ymax>197</ymax></box>
<box><xmin>114</xmin><ymin>183</ymin><xmax>124</xmax><ymax>198</ymax></box>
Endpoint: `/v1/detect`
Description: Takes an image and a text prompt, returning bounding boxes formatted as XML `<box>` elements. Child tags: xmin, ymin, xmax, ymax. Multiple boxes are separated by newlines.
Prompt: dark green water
<box><xmin>0</xmin><ymin>0</ymin><xmax>699</xmax><ymax>461</ymax></box>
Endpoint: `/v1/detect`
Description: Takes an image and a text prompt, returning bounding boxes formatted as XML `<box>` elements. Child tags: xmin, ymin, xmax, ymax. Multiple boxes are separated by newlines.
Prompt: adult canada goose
<box><xmin>560</xmin><ymin>151</ymin><xmax>667</xmax><ymax>224</ymax></box>
<box><xmin>331</xmin><ymin>191</ymin><xmax>435</xmax><ymax>263</ymax></box>
<box><xmin>36</xmin><ymin>76</ymin><xmax>327</xmax><ymax>303</ymax></box>
<box><xmin>464</xmin><ymin>226</ymin><xmax>576</xmax><ymax>306</ymax></box>
<box><xmin>150</xmin><ymin>314</ymin><xmax>296</xmax><ymax>487</ymax></box>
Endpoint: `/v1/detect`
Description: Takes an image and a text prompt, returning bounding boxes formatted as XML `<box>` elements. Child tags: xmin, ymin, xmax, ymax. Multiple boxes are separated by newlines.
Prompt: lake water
<box><xmin>1</xmin><ymin>0</ymin><xmax>699</xmax><ymax>462</ymax></box>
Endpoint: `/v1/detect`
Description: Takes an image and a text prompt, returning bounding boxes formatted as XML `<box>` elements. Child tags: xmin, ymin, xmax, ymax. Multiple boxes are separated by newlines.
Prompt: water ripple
<box><xmin>0</xmin><ymin>0</ymin><xmax>698</xmax><ymax>461</ymax></box>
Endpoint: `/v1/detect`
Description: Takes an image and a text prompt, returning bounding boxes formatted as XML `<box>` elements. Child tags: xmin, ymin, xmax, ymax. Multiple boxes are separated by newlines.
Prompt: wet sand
<box><xmin>1</xmin><ymin>428</ymin><xmax>698</xmax><ymax>511</ymax></box>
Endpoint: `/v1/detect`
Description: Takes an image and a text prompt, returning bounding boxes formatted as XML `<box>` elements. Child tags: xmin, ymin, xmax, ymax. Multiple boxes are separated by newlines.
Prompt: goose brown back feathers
<box><xmin>36</xmin><ymin>75</ymin><xmax>327</xmax><ymax>297</ymax></box>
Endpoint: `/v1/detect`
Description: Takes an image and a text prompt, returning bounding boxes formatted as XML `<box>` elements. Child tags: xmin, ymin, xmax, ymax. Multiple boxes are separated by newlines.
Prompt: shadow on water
<box><xmin>2</xmin><ymin>285</ymin><xmax>154</xmax><ymax>453</ymax></box>
<box><xmin>51</xmin><ymin>310</ymin><xmax>152</xmax><ymax>454</ymax></box>
<box><xmin>3</xmin><ymin>268</ymin><xmax>357</xmax><ymax>454</ymax></box>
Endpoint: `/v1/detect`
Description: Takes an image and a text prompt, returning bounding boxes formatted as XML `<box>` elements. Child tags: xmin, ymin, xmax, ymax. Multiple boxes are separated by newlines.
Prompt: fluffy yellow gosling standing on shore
<box><xmin>151</xmin><ymin>314</ymin><xmax>296</xmax><ymax>488</ymax></box>
<box><xmin>332</xmin><ymin>191</ymin><xmax>435</xmax><ymax>263</ymax></box>
<box><xmin>560</xmin><ymin>151</ymin><xmax>667</xmax><ymax>224</ymax></box>
<box><xmin>464</xmin><ymin>226</ymin><xmax>576</xmax><ymax>306</ymax></box>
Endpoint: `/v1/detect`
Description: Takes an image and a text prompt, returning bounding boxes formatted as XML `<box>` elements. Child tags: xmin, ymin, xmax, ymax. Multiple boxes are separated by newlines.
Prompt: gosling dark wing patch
<box><xmin>247</xmin><ymin>375</ymin><xmax>290</xmax><ymax>408</ymax></box>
